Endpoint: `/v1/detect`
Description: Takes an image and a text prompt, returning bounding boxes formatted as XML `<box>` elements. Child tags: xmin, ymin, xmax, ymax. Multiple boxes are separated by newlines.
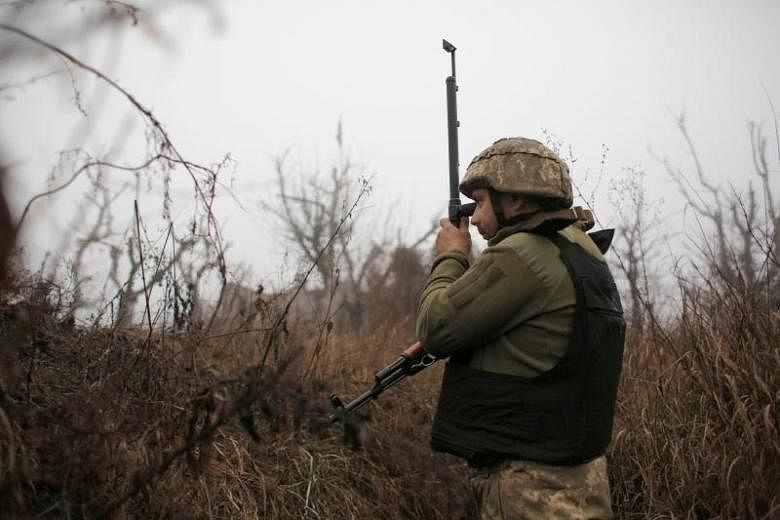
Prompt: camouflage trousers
<box><xmin>469</xmin><ymin>456</ymin><xmax>613</xmax><ymax>520</ymax></box>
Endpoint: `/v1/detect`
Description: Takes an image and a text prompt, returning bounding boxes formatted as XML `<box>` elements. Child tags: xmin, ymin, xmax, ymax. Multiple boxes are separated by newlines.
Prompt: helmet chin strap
<box><xmin>489</xmin><ymin>189</ymin><xmax>541</xmax><ymax>229</ymax></box>
<box><xmin>489</xmin><ymin>189</ymin><xmax>507</xmax><ymax>226</ymax></box>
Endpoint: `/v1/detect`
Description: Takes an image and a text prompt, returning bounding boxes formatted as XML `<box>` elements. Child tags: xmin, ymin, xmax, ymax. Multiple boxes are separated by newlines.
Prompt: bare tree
<box><xmin>652</xmin><ymin>111</ymin><xmax>779</xmax><ymax>301</ymax></box>
<box><xmin>745</xmin><ymin>120</ymin><xmax>780</xmax><ymax>288</ymax></box>
<box><xmin>263</xmin><ymin>121</ymin><xmax>381</xmax><ymax>332</ymax></box>
<box><xmin>609</xmin><ymin>167</ymin><xmax>663</xmax><ymax>333</ymax></box>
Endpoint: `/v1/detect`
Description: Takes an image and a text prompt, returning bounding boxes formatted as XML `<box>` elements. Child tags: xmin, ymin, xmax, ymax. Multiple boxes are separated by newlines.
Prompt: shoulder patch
<box><xmin>446</xmin><ymin>257</ymin><xmax>505</xmax><ymax>309</ymax></box>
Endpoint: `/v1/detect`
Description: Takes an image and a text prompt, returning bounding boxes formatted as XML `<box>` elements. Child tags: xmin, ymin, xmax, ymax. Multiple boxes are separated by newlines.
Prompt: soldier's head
<box><xmin>460</xmin><ymin>137</ymin><xmax>572</xmax><ymax>238</ymax></box>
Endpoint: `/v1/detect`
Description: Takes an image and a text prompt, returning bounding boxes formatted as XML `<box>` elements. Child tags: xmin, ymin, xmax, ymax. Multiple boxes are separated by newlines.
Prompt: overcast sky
<box><xmin>2</xmin><ymin>0</ymin><xmax>779</xmax><ymax>287</ymax></box>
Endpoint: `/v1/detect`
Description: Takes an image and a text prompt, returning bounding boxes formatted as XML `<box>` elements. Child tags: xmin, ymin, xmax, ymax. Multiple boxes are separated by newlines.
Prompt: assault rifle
<box><xmin>328</xmin><ymin>39</ymin><xmax>468</xmax><ymax>423</ymax></box>
<box><xmin>328</xmin><ymin>342</ymin><xmax>435</xmax><ymax>423</ymax></box>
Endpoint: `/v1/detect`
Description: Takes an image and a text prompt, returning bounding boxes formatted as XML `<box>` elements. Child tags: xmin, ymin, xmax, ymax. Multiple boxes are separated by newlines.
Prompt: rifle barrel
<box><xmin>444</xmin><ymin>39</ymin><xmax>461</xmax><ymax>223</ymax></box>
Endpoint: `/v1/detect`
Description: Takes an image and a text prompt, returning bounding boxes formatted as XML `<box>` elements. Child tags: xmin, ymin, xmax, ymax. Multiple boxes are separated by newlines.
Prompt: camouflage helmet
<box><xmin>460</xmin><ymin>137</ymin><xmax>573</xmax><ymax>207</ymax></box>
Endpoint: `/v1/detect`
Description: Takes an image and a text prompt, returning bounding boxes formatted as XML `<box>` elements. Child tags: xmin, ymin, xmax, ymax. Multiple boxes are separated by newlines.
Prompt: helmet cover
<box><xmin>460</xmin><ymin>137</ymin><xmax>573</xmax><ymax>207</ymax></box>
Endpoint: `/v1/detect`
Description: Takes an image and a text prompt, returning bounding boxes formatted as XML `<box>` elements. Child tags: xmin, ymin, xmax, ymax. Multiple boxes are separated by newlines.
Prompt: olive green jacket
<box><xmin>416</xmin><ymin>223</ymin><xmax>604</xmax><ymax>377</ymax></box>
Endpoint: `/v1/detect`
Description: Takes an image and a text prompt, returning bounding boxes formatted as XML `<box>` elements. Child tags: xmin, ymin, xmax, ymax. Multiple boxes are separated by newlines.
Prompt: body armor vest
<box><xmin>430</xmin><ymin>233</ymin><xmax>625</xmax><ymax>466</ymax></box>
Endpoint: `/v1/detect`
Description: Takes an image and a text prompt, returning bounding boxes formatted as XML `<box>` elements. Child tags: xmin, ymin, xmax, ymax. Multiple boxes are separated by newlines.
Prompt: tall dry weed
<box><xmin>0</xmin><ymin>271</ymin><xmax>473</xmax><ymax>519</ymax></box>
<box><xmin>610</xmin><ymin>274</ymin><xmax>779</xmax><ymax>518</ymax></box>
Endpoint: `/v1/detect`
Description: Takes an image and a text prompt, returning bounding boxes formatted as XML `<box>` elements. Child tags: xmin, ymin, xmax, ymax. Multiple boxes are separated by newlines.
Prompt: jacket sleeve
<box><xmin>416</xmin><ymin>243</ymin><xmax>549</xmax><ymax>358</ymax></box>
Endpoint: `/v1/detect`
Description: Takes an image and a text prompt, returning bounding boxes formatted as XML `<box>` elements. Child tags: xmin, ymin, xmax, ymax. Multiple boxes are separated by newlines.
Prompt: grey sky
<box><xmin>3</xmin><ymin>0</ymin><xmax>779</xmax><ymax>285</ymax></box>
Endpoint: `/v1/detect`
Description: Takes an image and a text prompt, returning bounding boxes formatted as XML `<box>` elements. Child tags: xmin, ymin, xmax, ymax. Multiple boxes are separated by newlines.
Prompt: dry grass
<box><xmin>610</xmin><ymin>279</ymin><xmax>779</xmax><ymax>519</ymax></box>
<box><xmin>0</xmin><ymin>263</ymin><xmax>777</xmax><ymax>518</ymax></box>
<box><xmin>0</xmin><ymin>275</ymin><xmax>473</xmax><ymax>519</ymax></box>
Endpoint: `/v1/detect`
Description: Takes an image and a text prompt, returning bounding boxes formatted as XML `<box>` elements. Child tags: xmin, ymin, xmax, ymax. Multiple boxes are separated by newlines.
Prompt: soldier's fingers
<box><xmin>439</xmin><ymin>217</ymin><xmax>453</xmax><ymax>229</ymax></box>
<box><xmin>459</xmin><ymin>217</ymin><xmax>470</xmax><ymax>231</ymax></box>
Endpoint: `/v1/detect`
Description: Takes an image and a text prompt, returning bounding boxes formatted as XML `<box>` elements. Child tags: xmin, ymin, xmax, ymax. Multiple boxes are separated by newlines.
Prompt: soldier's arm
<box><xmin>416</xmin><ymin>243</ymin><xmax>547</xmax><ymax>358</ymax></box>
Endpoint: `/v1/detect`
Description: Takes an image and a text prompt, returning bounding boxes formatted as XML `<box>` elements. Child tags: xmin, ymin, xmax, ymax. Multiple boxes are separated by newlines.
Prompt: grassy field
<box><xmin>0</xmin><ymin>260</ymin><xmax>777</xmax><ymax>519</ymax></box>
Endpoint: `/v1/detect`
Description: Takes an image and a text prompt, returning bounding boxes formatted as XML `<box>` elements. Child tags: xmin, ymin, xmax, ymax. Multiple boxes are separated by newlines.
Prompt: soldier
<box><xmin>416</xmin><ymin>137</ymin><xmax>625</xmax><ymax>519</ymax></box>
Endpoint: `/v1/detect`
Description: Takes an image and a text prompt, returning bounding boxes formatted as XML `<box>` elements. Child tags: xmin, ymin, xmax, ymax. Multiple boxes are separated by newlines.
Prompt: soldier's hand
<box><xmin>435</xmin><ymin>217</ymin><xmax>471</xmax><ymax>256</ymax></box>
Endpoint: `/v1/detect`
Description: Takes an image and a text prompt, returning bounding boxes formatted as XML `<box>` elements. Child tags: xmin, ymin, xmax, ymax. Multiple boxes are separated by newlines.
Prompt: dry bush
<box><xmin>609</xmin><ymin>271</ymin><xmax>779</xmax><ymax>518</ymax></box>
<box><xmin>362</xmin><ymin>246</ymin><xmax>429</xmax><ymax>335</ymax></box>
<box><xmin>607</xmin><ymin>109</ymin><xmax>779</xmax><ymax>518</ymax></box>
<box><xmin>4</xmin><ymin>174</ymin><xmax>778</xmax><ymax>519</ymax></box>
<box><xmin>6</xmin><ymin>212</ymin><xmax>778</xmax><ymax>518</ymax></box>
<box><xmin>0</xmin><ymin>268</ymin><xmax>474</xmax><ymax>519</ymax></box>
<box><xmin>3</xmin><ymin>235</ymin><xmax>778</xmax><ymax>518</ymax></box>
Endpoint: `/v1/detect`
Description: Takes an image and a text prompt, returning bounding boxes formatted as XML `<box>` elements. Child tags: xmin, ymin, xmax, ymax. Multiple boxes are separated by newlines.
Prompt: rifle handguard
<box><xmin>328</xmin><ymin>342</ymin><xmax>437</xmax><ymax>423</ymax></box>
<box><xmin>375</xmin><ymin>343</ymin><xmax>417</xmax><ymax>380</ymax></box>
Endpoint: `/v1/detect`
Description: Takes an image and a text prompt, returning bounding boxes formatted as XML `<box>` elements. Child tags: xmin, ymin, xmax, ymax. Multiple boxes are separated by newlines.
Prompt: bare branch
<box><xmin>18</xmin><ymin>153</ymin><xmax>160</xmax><ymax>228</ymax></box>
<box><xmin>0</xmin><ymin>23</ymin><xmax>227</xmax><ymax>280</ymax></box>
<box><xmin>0</xmin><ymin>68</ymin><xmax>64</xmax><ymax>93</ymax></box>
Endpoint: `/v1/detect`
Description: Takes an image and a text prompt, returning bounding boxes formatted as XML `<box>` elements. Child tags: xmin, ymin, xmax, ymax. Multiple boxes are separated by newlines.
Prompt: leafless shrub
<box><xmin>608</xmin><ymin>110</ymin><xmax>780</xmax><ymax>518</ymax></box>
<box><xmin>653</xmin><ymin>112</ymin><xmax>779</xmax><ymax>298</ymax></box>
<box><xmin>262</xmin><ymin>122</ymin><xmax>386</xmax><ymax>333</ymax></box>
<box><xmin>609</xmin><ymin>166</ymin><xmax>665</xmax><ymax>335</ymax></box>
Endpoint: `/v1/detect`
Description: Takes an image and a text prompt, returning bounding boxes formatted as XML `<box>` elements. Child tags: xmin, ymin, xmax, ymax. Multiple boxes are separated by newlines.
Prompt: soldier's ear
<box><xmin>502</xmin><ymin>193</ymin><xmax>526</xmax><ymax>214</ymax></box>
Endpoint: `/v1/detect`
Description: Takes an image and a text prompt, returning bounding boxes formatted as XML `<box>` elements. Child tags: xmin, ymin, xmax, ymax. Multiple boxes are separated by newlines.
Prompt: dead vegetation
<box><xmin>2</xmin><ymin>138</ymin><xmax>780</xmax><ymax>518</ymax></box>
<box><xmin>1</xmin><ymin>217</ymin><xmax>778</xmax><ymax>518</ymax></box>
<box><xmin>606</xmin><ymin>112</ymin><xmax>780</xmax><ymax>519</ymax></box>
<box><xmin>0</xmin><ymin>271</ymin><xmax>474</xmax><ymax>519</ymax></box>
<box><xmin>610</xmin><ymin>275</ymin><xmax>779</xmax><ymax>518</ymax></box>
<box><xmin>1</xmin><ymin>4</ymin><xmax>778</xmax><ymax>518</ymax></box>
